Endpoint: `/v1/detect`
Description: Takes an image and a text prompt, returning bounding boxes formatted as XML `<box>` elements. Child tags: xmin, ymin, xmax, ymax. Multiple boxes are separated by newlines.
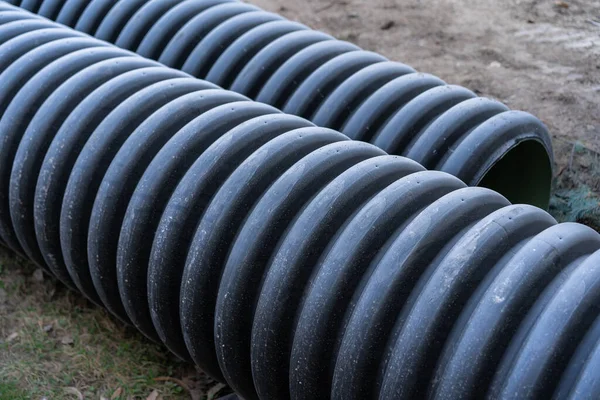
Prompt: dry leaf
<box><xmin>64</xmin><ymin>387</ymin><xmax>84</xmax><ymax>400</ymax></box>
<box><xmin>6</xmin><ymin>332</ymin><xmax>18</xmax><ymax>342</ymax></box>
<box><xmin>206</xmin><ymin>383</ymin><xmax>227</xmax><ymax>400</ymax></box>
<box><xmin>146</xmin><ymin>390</ymin><xmax>159</xmax><ymax>400</ymax></box>
<box><xmin>555</xmin><ymin>1</ymin><xmax>569</xmax><ymax>8</ymax></box>
<box><xmin>111</xmin><ymin>387</ymin><xmax>123</xmax><ymax>400</ymax></box>
<box><xmin>154</xmin><ymin>377</ymin><xmax>191</xmax><ymax>394</ymax></box>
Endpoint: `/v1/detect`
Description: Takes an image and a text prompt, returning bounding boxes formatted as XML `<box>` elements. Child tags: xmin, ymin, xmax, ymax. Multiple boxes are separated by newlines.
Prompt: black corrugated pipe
<box><xmin>4</xmin><ymin>0</ymin><xmax>554</xmax><ymax>209</ymax></box>
<box><xmin>2</xmin><ymin>6</ymin><xmax>599</xmax><ymax>400</ymax></box>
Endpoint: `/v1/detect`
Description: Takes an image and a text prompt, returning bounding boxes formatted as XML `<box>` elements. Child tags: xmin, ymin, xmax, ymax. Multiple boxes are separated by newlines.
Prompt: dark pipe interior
<box><xmin>479</xmin><ymin>140</ymin><xmax>553</xmax><ymax>210</ymax></box>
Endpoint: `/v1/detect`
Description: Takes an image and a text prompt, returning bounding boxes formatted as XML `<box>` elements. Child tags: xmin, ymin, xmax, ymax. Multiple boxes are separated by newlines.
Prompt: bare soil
<box><xmin>252</xmin><ymin>0</ymin><xmax>600</xmax><ymax>214</ymax></box>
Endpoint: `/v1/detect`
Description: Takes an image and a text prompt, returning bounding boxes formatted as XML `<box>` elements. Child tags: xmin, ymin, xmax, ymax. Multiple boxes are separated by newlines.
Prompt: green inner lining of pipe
<box><xmin>479</xmin><ymin>140</ymin><xmax>552</xmax><ymax>210</ymax></box>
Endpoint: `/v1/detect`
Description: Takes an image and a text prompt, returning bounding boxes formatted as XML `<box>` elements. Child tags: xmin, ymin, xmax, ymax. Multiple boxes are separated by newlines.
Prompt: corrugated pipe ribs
<box><xmin>1</xmin><ymin>3</ymin><xmax>599</xmax><ymax>400</ymax></box>
<box><xmin>6</xmin><ymin>0</ymin><xmax>555</xmax><ymax>208</ymax></box>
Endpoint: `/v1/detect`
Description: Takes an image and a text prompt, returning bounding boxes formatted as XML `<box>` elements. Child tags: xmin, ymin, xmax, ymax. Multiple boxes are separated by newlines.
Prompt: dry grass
<box><xmin>0</xmin><ymin>247</ymin><xmax>228</xmax><ymax>400</ymax></box>
<box><xmin>551</xmin><ymin>140</ymin><xmax>600</xmax><ymax>231</ymax></box>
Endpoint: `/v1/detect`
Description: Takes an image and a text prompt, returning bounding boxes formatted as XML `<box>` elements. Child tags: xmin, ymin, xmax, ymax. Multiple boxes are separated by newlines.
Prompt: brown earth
<box><xmin>251</xmin><ymin>0</ymin><xmax>600</xmax><ymax>221</ymax></box>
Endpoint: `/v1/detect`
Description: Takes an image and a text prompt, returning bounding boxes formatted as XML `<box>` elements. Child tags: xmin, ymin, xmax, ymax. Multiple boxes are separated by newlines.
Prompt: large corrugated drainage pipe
<box><xmin>0</xmin><ymin>6</ymin><xmax>599</xmax><ymax>400</ymax></box>
<box><xmin>3</xmin><ymin>0</ymin><xmax>554</xmax><ymax>209</ymax></box>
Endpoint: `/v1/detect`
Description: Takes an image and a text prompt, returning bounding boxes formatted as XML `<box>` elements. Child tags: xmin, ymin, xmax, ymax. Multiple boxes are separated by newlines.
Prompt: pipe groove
<box><xmin>6</xmin><ymin>0</ymin><xmax>554</xmax><ymax>208</ymax></box>
<box><xmin>0</xmin><ymin>6</ymin><xmax>597</xmax><ymax>400</ymax></box>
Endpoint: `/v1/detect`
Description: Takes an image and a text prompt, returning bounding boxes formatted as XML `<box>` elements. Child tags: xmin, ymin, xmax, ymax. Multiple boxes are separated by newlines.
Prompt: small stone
<box><xmin>60</xmin><ymin>335</ymin><xmax>74</xmax><ymax>345</ymax></box>
<box><xmin>489</xmin><ymin>61</ymin><xmax>502</xmax><ymax>68</ymax></box>
<box><xmin>32</xmin><ymin>269</ymin><xmax>44</xmax><ymax>283</ymax></box>
<box><xmin>43</xmin><ymin>324</ymin><xmax>53</xmax><ymax>333</ymax></box>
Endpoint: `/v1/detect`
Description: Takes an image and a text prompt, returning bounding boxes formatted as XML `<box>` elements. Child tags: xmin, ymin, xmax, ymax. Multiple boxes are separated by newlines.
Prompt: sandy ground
<box><xmin>251</xmin><ymin>0</ymin><xmax>600</xmax><ymax>197</ymax></box>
